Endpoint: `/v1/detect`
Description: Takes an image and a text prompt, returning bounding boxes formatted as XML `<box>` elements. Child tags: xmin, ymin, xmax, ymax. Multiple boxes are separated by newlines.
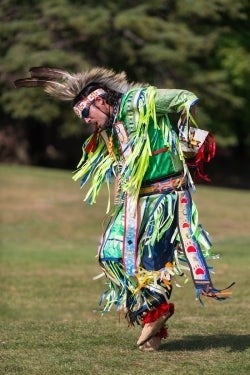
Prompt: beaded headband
<box><xmin>73</xmin><ymin>88</ymin><xmax>106</xmax><ymax>118</ymax></box>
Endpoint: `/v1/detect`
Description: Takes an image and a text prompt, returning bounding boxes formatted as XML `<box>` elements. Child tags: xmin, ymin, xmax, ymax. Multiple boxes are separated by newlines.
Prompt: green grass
<box><xmin>0</xmin><ymin>164</ymin><xmax>249</xmax><ymax>375</ymax></box>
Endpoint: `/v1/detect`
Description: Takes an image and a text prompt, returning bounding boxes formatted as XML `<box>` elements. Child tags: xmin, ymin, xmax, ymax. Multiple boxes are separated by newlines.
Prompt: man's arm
<box><xmin>155</xmin><ymin>89</ymin><xmax>198</xmax><ymax>114</ymax></box>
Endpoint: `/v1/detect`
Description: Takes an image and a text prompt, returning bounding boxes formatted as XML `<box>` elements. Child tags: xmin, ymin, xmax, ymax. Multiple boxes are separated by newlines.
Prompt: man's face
<box><xmin>83</xmin><ymin>97</ymin><xmax>112</xmax><ymax>131</ymax></box>
<box><xmin>73</xmin><ymin>89</ymin><xmax>113</xmax><ymax>132</ymax></box>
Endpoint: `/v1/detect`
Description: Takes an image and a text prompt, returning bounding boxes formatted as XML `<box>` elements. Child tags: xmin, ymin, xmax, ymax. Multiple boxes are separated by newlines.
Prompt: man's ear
<box><xmin>95</xmin><ymin>96</ymin><xmax>105</xmax><ymax>105</ymax></box>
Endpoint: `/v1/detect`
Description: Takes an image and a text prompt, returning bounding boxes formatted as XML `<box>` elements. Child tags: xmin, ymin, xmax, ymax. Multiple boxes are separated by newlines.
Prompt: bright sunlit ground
<box><xmin>0</xmin><ymin>165</ymin><xmax>249</xmax><ymax>375</ymax></box>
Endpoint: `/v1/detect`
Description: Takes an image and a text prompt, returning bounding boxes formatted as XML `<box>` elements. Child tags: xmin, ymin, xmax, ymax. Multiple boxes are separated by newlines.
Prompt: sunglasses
<box><xmin>81</xmin><ymin>105</ymin><xmax>91</xmax><ymax>119</ymax></box>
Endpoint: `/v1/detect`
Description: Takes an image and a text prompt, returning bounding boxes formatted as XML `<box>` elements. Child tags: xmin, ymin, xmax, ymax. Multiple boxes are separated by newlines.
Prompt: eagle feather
<box><xmin>14</xmin><ymin>66</ymin><xmax>141</xmax><ymax>101</ymax></box>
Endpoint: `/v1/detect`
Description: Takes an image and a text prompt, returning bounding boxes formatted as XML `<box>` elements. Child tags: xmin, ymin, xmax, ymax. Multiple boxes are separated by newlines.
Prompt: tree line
<box><xmin>0</xmin><ymin>0</ymin><xmax>249</xmax><ymax>175</ymax></box>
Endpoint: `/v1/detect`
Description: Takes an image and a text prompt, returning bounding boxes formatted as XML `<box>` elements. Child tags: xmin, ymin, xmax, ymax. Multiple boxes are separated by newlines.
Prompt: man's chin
<box><xmin>98</xmin><ymin>121</ymin><xmax>109</xmax><ymax>131</ymax></box>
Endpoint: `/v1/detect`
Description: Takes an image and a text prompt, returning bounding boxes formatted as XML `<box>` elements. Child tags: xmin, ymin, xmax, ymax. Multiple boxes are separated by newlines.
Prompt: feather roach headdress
<box><xmin>14</xmin><ymin>66</ymin><xmax>138</xmax><ymax>102</ymax></box>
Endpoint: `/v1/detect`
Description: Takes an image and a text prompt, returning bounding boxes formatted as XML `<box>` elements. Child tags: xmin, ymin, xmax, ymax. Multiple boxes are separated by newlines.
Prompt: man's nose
<box><xmin>84</xmin><ymin>117</ymin><xmax>91</xmax><ymax>124</ymax></box>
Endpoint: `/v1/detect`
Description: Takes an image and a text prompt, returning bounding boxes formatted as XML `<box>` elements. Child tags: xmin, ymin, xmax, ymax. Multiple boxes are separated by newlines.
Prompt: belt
<box><xmin>139</xmin><ymin>174</ymin><xmax>186</xmax><ymax>196</ymax></box>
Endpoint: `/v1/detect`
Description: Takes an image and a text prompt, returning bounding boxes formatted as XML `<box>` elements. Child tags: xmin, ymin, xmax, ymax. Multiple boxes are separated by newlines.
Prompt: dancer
<box><xmin>15</xmin><ymin>67</ymin><xmax>233</xmax><ymax>351</ymax></box>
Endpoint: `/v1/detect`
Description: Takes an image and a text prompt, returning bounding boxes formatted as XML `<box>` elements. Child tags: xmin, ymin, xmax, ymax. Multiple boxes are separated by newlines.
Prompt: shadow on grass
<box><xmin>161</xmin><ymin>334</ymin><xmax>250</xmax><ymax>352</ymax></box>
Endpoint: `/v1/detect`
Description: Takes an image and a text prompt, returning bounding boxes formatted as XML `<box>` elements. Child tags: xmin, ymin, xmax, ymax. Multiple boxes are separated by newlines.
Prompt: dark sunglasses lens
<box><xmin>81</xmin><ymin>106</ymin><xmax>90</xmax><ymax>119</ymax></box>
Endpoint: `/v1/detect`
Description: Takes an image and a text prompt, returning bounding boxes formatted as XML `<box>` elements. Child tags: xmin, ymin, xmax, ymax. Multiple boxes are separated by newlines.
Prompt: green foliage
<box><xmin>0</xmin><ymin>0</ymin><xmax>249</xmax><ymax>163</ymax></box>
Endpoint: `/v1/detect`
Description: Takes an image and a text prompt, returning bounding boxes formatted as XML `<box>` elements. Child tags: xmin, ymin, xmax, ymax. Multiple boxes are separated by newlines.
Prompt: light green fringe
<box><xmin>72</xmin><ymin>87</ymin><xmax>198</xmax><ymax>208</ymax></box>
<box><xmin>119</xmin><ymin>87</ymin><xmax>157</xmax><ymax>198</ymax></box>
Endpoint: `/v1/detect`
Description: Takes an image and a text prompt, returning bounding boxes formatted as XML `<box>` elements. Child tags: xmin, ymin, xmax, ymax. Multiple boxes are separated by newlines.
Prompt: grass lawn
<box><xmin>0</xmin><ymin>164</ymin><xmax>249</xmax><ymax>375</ymax></box>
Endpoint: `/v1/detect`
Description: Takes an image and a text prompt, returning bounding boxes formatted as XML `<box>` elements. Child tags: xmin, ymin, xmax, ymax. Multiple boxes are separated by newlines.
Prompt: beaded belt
<box><xmin>139</xmin><ymin>174</ymin><xmax>186</xmax><ymax>196</ymax></box>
